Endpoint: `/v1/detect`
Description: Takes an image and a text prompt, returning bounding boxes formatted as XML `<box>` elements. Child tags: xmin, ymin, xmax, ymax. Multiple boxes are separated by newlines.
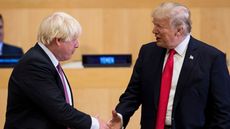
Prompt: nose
<box><xmin>152</xmin><ymin>26</ymin><xmax>157</xmax><ymax>34</ymax></box>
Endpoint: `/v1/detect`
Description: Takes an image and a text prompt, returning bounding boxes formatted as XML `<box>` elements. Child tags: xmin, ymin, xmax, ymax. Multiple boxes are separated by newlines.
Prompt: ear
<box><xmin>174</xmin><ymin>26</ymin><xmax>183</xmax><ymax>36</ymax></box>
<box><xmin>55</xmin><ymin>38</ymin><xmax>62</xmax><ymax>46</ymax></box>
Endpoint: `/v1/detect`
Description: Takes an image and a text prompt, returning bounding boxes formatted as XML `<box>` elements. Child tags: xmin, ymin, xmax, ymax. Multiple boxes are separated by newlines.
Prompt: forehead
<box><xmin>153</xmin><ymin>17</ymin><xmax>170</xmax><ymax>25</ymax></box>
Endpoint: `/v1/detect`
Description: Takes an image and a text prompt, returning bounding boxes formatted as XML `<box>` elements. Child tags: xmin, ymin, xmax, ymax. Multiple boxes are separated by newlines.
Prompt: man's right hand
<box><xmin>107</xmin><ymin>110</ymin><xmax>122</xmax><ymax>129</ymax></box>
<box><xmin>96</xmin><ymin>116</ymin><xmax>110</xmax><ymax>129</ymax></box>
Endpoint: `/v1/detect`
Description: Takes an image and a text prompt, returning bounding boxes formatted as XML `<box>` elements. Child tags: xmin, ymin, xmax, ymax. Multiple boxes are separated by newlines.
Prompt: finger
<box><xmin>106</xmin><ymin>121</ymin><xmax>112</xmax><ymax>127</ymax></box>
<box><xmin>112</xmin><ymin>110</ymin><xmax>118</xmax><ymax>118</ymax></box>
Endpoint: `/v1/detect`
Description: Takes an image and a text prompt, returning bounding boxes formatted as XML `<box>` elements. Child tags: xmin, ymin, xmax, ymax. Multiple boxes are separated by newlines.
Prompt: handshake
<box><xmin>96</xmin><ymin>110</ymin><xmax>123</xmax><ymax>129</ymax></box>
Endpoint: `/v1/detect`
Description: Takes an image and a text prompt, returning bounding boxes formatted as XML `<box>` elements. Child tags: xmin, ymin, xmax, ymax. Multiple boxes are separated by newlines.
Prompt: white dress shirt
<box><xmin>164</xmin><ymin>35</ymin><xmax>190</xmax><ymax>125</ymax></box>
<box><xmin>38</xmin><ymin>42</ymin><xmax>99</xmax><ymax>129</ymax></box>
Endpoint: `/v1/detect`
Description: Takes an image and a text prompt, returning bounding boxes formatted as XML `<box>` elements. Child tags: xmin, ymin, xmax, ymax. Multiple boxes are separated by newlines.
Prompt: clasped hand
<box><xmin>96</xmin><ymin>110</ymin><xmax>122</xmax><ymax>129</ymax></box>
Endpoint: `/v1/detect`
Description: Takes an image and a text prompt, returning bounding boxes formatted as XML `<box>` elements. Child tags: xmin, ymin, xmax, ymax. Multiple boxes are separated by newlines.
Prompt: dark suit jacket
<box><xmin>116</xmin><ymin>36</ymin><xmax>230</xmax><ymax>129</ymax></box>
<box><xmin>2</xmin><ymin>43</ymin><xmax>23</xmax><ymax>56</ymax></box>
<box><xmin>4</xmin><ymin>43</ymin><xmax>91</xmax><ymax>129</ymax></box>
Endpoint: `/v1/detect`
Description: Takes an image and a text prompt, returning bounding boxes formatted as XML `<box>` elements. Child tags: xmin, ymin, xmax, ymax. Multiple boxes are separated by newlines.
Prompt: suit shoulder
<box><xmin>137</xmin><ymin>41</ymin><xmax>165</xmax><ymax>59</ymax></box>
<box><xmin>140</xmin><ymin>41</ymin><xmax>159</xmax><ymax>50</ymax></box>
<box><xmin>3</xmin><ymin>43</ymin><xmax>22</xmax><ymax>50</ymax></box>
<box><xmin>13</xmin><ymin>45</ymin><xmax>55</xmax><ymax>76</ymax></box>
<box><xmin>20</xmin><ymin>45</ymin><xmax>49</xmax><ymax>64</ymax></box>
<box><xmin>194</xmin><ymin>39</ymin><xmax>225</xmax><ymax>56</ymax></box>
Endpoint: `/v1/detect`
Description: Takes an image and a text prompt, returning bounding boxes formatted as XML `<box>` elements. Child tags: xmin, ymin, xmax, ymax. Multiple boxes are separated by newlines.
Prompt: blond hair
<box><xmin>37</xmin><ymin>12</ymin><xmax>82</xmax><ymax>45</ymax></box>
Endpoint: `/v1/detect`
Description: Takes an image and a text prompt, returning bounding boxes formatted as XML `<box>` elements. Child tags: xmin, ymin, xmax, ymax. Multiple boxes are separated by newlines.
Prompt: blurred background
<box><xmin>0</xmin><ymin>0</ymin><xmax>230</xmax><ymax>128</ymax></box>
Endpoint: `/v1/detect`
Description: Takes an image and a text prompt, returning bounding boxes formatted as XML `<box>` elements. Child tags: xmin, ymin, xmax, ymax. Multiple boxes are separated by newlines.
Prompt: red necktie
<box><xmin>155</xmin><ymin>49</ymin><xmax>176</xmax><ymax>129</ymax></box>
<box><xmin>57</xmin><ymin>63</ymin><xmax>70</xmax><ymax>104</ymax></box>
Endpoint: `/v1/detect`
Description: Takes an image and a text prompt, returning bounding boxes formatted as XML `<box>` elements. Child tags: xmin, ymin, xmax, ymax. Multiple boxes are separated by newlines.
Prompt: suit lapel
<box><xmin>62</xmin><ymin>71</ymin><xmax>74</xmax><ymax>106</ymax></box>
<box><xmin>35</xmin><ymin>43</ymin><xmax>69</xmax><ymax>102</ymax></box>
<box><xmin>153</xmin><ymin>47</ymin><xmax>167</xmax><ymax>110</ymax></box>
<box><xmin>173</xmin><ymin>37</ymin><xmax>200</xmax><ymax>109</ymax></box>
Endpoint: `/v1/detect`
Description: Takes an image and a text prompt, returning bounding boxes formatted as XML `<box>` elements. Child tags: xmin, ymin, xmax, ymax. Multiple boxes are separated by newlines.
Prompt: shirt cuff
<box><xmin>117</xmin><ymin>113</ymin><xmax>124</xmax><ymax>129</ymax></box>
<box><xmin>90</xmin><ymin>116</ymin><xmax>99</xmax><ymax>129</ymax></box>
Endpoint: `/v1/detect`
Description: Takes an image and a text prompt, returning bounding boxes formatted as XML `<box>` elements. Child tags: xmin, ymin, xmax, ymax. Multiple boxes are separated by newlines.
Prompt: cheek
<box><xmin>62</xmin><ymin>46</ymin><xmax>70</xmax><ymax>55</ymax></box>
<box><xmin>70</xmin><ymin>45</ymin><xmax>75</xmax><ymax>51</ymax></box>
<box><xmin>160</xmin><ymin>33</ymin><xmax>168</xmax><ymax>40</ymax></box>
<box><xmin>67</xmin><ymin>45</ymin><xmax>75</xmax><ymax>54</ymax></box>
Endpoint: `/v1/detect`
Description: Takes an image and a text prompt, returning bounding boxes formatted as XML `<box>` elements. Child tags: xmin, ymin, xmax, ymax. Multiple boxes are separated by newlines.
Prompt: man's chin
<box><xmin>59</xmin><ymin>56</ymin><xmax>71</xmax><ymax>61</ymax></box>
<box><xmin>156</xmin><ymin>42</ymin><xmax>167</xmax><ymax>48</ymax></box>
<box><xmin>156</xmin><ymin>41</ymin><xmax>162</xmax><ymax>46</ymax></box>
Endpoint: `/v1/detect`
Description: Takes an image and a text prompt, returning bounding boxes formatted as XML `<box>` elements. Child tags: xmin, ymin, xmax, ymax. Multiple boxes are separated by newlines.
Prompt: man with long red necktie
<box><xmin>108</xmin><ymin>2</ymin><xmax>230</xmax><ymax>129</ymax></box>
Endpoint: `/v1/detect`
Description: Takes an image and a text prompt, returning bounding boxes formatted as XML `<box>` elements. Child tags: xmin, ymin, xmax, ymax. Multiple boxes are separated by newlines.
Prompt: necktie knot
<box><xmin>169</xmin><ymin>49</ymin><xmax>176</xmax><ymax>56</ymax></box>
<box><xmin>57</xmin><ymin>63</ymin><xmax>63</xmax><ymax>73</ymax></box>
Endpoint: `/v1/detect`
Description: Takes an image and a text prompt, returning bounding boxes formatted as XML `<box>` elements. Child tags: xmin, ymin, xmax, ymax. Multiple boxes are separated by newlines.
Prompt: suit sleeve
<box><xmin>208</xmin><ymin>53</ymin><xmax>230</xmax><ymax>128</ymax></box>
<box><xmin>115</xmin><ymin>45</ymin><xmax>144</xmax><ymax>128</ymax></box>
<box><xmin>12</xmin><ymin>61</ymin><xmax>92</xmax><ymax>129</ymax></box>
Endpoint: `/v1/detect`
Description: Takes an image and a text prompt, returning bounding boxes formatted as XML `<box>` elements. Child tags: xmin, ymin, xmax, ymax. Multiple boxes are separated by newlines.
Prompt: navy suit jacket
<box><xmin>2</xmin><ymin>43</ymin><xmax>23</xmax><ymax>56</ymax></box>
<box><xmin>4</xmin><ymin>43</ymin><xmax>91</xmax><ymax>129</ymax></box>
<box><xmin>116</xmin><ymin>36</ymin><xmax>230</xmax><ymax>129</ymax></box>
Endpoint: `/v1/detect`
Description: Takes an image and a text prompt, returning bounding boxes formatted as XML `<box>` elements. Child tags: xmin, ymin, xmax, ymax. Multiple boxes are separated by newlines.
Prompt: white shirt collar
<box><xmin>174</xmin><ymin>34</ymin><xmax>190</xmax><ymax>56</ymax></box>
<box><xmin>38</xmin><ymin>42</ymin><xmax>59</xmax><ymax>67</ymax></box>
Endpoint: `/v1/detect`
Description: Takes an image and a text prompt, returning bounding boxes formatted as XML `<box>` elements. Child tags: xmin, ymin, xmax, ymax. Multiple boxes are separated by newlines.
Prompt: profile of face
<box><xmin>0</xmin><ymin>19</ymin><xmax>4</xmax><ymax>42</ymax></box>
<box><xmin>152</xmin><ymin>18</ymin><xmax>180</xmax><ymax>49</ymax></box>
<box><xmin>56</xmin><ymin>38</ymin><xmax>79</xmax><ymax>61</ymax></box>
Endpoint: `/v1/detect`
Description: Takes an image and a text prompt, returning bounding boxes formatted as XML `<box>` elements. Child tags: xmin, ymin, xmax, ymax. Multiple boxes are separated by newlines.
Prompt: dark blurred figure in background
<box><xmin>0</xmin><ymin>14</ymin><xmax>23</xmax><ymax>56</ymax></box>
